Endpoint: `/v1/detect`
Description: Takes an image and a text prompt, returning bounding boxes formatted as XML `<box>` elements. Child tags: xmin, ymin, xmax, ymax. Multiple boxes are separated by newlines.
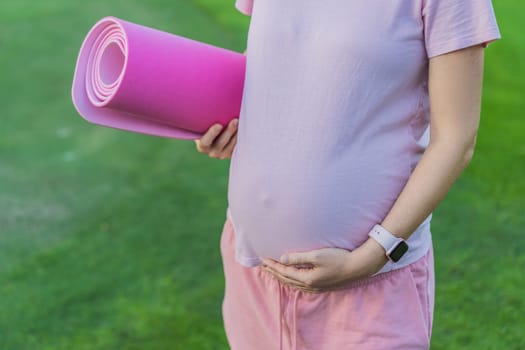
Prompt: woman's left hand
<box><xmin>261</xmin><ymin>238</ymin><xmax>389</xmax><ymax>293</ymax></box>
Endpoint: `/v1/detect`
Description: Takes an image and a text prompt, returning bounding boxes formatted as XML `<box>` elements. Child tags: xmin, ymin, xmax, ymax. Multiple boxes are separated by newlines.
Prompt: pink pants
<box><xmin>220</xmin><ymin>217</ymin><xmax>435</xmax><ymax>350</ymax></box>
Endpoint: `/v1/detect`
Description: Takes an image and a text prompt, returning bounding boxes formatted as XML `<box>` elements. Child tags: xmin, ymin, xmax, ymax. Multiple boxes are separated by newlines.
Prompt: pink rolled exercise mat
<box><xmin>72</xmin><ymin>16</ymin><xmax>246</xmax><ymax>139</ymax></box>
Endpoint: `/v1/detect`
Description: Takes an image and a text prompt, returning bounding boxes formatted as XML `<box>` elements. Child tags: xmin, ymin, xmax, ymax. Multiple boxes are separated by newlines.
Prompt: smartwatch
<box><xmin>368</xmin><ymin>224</ymin><xmax>408</xmax><ymax>263</ymax></box>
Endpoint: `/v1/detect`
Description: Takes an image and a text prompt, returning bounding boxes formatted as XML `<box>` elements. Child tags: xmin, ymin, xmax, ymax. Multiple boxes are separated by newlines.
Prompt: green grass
<box><xmin>0</xmin><ymin>0</ymin><xmax>523</xmax><ymax>349</ymax></box>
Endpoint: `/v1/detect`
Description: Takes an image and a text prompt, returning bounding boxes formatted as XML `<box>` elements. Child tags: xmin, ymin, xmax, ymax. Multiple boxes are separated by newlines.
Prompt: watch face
<box><xmin>389</xmin><ymin>241</ymin><xmax>409</xmax><ymax>262</ymax></box>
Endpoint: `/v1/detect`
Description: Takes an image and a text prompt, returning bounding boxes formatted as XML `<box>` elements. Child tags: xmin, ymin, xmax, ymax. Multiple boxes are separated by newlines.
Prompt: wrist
<box><xmin>361</xmin><ymin>238</ymin><xmax>390</xmax><ymax>274</ymax></box>
<box><xmin>368</xmin><ymin>224</ymin><xmax>409</xmax><ymax>263</ymax></box>
<box><xmin>344</xmin><ymin>239</ymin><xmax>389</xmax><ymax>279</ymax></box>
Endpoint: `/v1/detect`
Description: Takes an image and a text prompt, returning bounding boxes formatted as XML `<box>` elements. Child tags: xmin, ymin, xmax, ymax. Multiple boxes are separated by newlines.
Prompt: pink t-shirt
<box><xmin>227</xmin><ymin>0</ymin><xmax>501</xmax><ymax>272</ymax></box>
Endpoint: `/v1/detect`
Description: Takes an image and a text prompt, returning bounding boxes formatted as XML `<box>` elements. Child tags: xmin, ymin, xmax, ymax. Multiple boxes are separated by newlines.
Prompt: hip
<box><xmin>220</xmin><ymin>217</ymin><xmax>435</xmax><ymax>350</ymax></box>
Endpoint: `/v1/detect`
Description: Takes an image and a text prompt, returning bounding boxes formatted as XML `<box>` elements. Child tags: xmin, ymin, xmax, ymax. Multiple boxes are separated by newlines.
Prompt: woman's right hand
<box><xmin>194</xmin><ymin>118</ymin><xmax>239</xmax><ymax>160</ymax></box>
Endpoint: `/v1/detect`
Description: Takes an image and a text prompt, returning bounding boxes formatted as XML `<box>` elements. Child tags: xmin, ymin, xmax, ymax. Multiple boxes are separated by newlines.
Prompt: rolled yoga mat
<box><xmin>72</xmin><ymin>16</ymin><xmax>246</xmax><ymax>139</ymax></box>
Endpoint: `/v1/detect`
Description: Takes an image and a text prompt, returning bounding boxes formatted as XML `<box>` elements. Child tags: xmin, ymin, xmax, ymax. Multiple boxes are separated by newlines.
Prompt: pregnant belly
<box><xmin>227</xmin><ymin>152</ymin><xmax>411</xmax><ymax>262</ymax></box>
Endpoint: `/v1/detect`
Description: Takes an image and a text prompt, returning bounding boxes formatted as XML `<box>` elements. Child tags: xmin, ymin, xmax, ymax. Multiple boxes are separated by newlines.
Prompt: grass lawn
<box><xmin>0</xmin><ymin>0</ymin><xmax>523</xmax><ymax>349</ymax></box>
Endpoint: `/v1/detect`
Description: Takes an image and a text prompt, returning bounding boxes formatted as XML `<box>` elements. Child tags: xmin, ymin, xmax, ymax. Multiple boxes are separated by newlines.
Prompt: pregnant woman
<box><xmin>195</xmin><ymin>0</ymin><xmax>500</xmax><ymax>349</ymax></box>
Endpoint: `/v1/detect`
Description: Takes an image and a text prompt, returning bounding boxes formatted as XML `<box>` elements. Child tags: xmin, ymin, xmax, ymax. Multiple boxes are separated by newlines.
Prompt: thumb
<box><xmin>280</xmin><ymin>252</ymin><xmax>315</xmax><ymax>265</ymax></box>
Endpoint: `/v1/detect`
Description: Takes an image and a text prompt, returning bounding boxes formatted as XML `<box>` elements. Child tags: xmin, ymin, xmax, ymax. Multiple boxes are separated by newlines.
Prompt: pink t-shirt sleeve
<box><xmin>235</xmin><ymin>0</ymin><xmax>253</xmax><ymax>16</ymax></box>
<box><xmin>422</xmin><ymin>0</ymin><xmax>501</xmax><ymax>58</ymax></box>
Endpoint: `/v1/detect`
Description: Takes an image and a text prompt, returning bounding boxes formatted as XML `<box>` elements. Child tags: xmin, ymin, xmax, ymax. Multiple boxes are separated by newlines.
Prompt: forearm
<box><xmin>378</xmin><ymin>45</ymin><xmax>488</xmax><ymax>241</ymax></box>
<box><xmin>379</xmin><ymin>135</ymin><xmax>475</xmax><ymax>240</ymax></box>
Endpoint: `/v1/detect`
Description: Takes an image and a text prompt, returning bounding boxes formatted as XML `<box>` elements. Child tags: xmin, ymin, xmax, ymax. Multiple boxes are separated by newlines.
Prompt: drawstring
<box><xmin>278</xmin><ymin>283</ymin><xmax>283</xmax><ymax>350</ymax></box>
<box><xmin>291</xmin><ymin>291</ymin><xmax>298</xmax><ymax>350</ymax></box>
<box><xmin>278</xmin><ymin>281</ymin><xmax>299</xmax><ymax>350</ymax></box>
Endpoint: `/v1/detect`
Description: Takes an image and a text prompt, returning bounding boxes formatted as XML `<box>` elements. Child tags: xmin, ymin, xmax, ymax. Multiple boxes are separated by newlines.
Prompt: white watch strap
<box><xmin>368</xmin><ymin>224</ymin><xmax>404</xmax><ymax>254</ymax></box>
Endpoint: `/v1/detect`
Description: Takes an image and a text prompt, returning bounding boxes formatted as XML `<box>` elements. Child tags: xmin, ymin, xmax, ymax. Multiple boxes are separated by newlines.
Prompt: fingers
<box><xmin>222</xmin><ymin>130</ymin><xmax>238</xmax><ymax>158</ymax></box>
<box><xmin>195</xmin><ymin>124</ymin><xmax>223</xmax><ymax>153</ymax></box>
<box><xmin>262</xmin><ymin>266</ymin><xmax>308</xmax><ymax>289</ymax></box>
<box><xmin>212</xmin><ymin>119</ymin><xmax>238</xmax><ymax>157</ymax></box>
<box><xmin>262</xmin><ymin>265</ymin><xmax>322</xmax><ymax>293</ymax></box>
<box><xmin>262</xmin><ymin>262</ymin><xmax>351</xmax><ymax>293</ymax></box>
<box><xmin>195</xmin><ymin>118</ymin><xmax>238</xmax><ymax>159</ymax></box>
<box><xmin>263</xmin><ymin>258</ymin><xmax>313</xmax><ymax>285</ymax></box>
<box><xmin>282</xmin><ymin>252</ymin><xmax>318</xmax><ymax>266</ymax></box>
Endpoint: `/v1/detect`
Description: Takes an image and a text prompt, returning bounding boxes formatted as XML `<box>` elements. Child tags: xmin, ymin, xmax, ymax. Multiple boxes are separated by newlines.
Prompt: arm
<box><xmin>347</xmin><ymin>44</ymin><xmax>487</xmax><ymax>277</ymax></box>
<box><xmin>378</xmin><ymin>45</ymin><xmax>484</xmax><ymax>242</ymax></box>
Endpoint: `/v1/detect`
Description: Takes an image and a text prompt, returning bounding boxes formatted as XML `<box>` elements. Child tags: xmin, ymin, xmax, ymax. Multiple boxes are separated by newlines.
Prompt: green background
<box><xmin>1</xmin><ymin>0</ymin><xmax>523</xmax><ymax>349</ymax></box>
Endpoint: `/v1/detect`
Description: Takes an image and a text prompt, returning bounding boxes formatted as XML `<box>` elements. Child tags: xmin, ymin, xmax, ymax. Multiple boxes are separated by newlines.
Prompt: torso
<box><xmin>227</xmin><ymin>0</ymin><xmax>432</xmax><ymax>269</ymax></box>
